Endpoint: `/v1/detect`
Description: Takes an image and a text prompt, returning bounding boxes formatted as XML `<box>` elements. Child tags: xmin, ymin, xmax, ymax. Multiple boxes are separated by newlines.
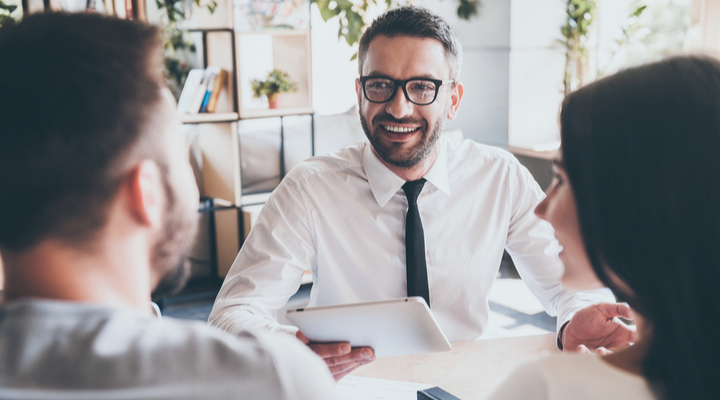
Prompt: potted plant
<box><xmin>251</xmin><ymin>69</ymin><xmax>296</xmax><ymax>109</ymax></box>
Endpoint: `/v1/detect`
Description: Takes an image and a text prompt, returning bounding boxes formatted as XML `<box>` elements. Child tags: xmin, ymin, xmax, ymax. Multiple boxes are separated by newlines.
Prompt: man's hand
<box><xmin>562</xmin><ymin>303</ymin><xmax>637</xmax><ymax>353</ymax></box>
<box><xmin>296</xmin><ymin>330</ymin><xmax>375</xmax><ymax>380</ymax></box>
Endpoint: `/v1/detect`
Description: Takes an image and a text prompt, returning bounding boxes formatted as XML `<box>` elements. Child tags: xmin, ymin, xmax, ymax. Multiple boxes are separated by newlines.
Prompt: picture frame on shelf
<box><xmin>233</xmin><ymin>0</ymin><xmax>309</xmax><ymax>32</ymax></box>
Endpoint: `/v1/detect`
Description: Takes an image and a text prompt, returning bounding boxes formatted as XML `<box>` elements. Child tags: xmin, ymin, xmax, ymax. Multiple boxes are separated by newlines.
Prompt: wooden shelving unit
<box><xmin>176</xmin><ymin>0</ymin><xmax>315</xmax><ymax>279</ymax></box>
<box><xmin>180</xmin><ymin>112</ymin><xmax>239</xmax><ymax>124</ymax></box>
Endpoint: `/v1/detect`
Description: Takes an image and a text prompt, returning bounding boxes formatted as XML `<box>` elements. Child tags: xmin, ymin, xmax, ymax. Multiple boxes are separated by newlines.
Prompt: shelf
<box><xmin>239</xmin><ymin>107</ymin><xmax>314</xmax><ymax>119</ymax></box>
<box><xmin>236</xmin><ymin>29</ymin><xmax>310</xmax><ymax>36</ymax></box>
<box><xmin>241</xmin><ymin>192</ymin><xmax>272</xmax><ymax>206</ymax></box>
<box><xmin>181</xmin><ymin>112</ymin><xmax>239</xmax><ymax>124</ymax></box>
<box><xmin>186</xmin><ymin>27</ymin><xmax>234</xmax><ymax>33</ymax></box>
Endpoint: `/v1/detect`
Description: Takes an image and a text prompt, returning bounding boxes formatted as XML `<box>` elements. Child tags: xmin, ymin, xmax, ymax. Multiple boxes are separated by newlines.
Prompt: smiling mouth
<box><xmin>381</xmin><ymin>125</ymin><xmax>420</xmax><ymax>133</ymax></box>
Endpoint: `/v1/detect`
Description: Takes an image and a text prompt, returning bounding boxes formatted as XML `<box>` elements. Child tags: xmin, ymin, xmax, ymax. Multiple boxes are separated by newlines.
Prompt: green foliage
<box><xmin>312</xmin><ymin>0</ymin><xmax>481</xmax><ymax>49</ymax></box>
<box><xmin>560</xmin><ymin>0</ymin><xmax>596</xmax><ymax>45</ymax></box>
<box><xmin>157</xmin><ymin>0</ymin><xmax>217</xmax><ymax>97</ymax></box>
<box><xmin>0</xmin><ymin>0</ymin><xmax>19</xmax><ymax>28</ymax></box>
<box><xmin>456</xmin><ymin>0</ymin><xmax>479</xmax><ymax>20</ymax></box>
<box><xmin>560</xmin><ymin>1</ymin><xmax>648</xmax><ymax>93</ymax></box>
<box><xmin>559</xmin><ymin>0</ymin><xmax>596</xmax><ymax>94</ymax></box>
<box><xmin>598</xmin><ymin>5</ymin><xmax>648</xmax><ymax>77</ymax></box>
<box><xmin>251</xmin><ymin>69</ymin><xmax>296</xmax><ymax>98</ymax></box>
<box><xmin>624</xmin><ymin>0</ymin><xmax>690</xmax><ymax>67</ymax></box>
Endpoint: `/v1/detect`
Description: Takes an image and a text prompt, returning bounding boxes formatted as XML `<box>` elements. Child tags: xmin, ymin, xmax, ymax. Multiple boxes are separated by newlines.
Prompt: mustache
<box><xmin>373</xmin><ymin>115</ymin><xmax>426</xmax><ymax>127</ymax></box>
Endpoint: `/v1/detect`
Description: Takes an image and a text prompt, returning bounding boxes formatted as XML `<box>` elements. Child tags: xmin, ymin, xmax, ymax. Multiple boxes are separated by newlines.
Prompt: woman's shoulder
<box><xmin>489</xmin><ymin>354</ymin><xmax>655</xmax><ymax>400</ymax></box>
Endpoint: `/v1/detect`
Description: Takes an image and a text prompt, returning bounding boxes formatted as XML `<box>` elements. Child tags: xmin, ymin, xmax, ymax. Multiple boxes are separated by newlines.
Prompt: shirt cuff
<box><xmin>556</xmin><ymin>320</ymin><xmax>571</xmax><ymax>352</ymax></box>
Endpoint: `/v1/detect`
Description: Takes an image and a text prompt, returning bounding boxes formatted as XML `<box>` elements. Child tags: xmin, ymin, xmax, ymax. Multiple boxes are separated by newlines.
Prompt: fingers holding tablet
<box><xmin>296</xmin><ymin>330</ymin><xmax>376</xmax><ymax>380</ymax></box>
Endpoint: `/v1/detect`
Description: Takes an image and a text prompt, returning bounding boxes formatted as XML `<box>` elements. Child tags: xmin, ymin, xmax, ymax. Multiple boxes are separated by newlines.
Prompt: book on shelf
<box><xmin>206</xmin><ymin>69</ymin><xmax>228</xmax><ymax>113</ymax></box>
<box><xmin>27</xmin><ymin>0</ymin><xmax>142</xmax><ymax>17</ymax></box>
<box><xmin>104</xmin><ymin>0</ymin><xmax>145</xmax><ymax>20</ymax></box>
<box><xmin>103</xmin><ymin>0</ymin><xmax>114</xmax><ymax>14</ymax></box>
<box><xmin>178</xmin><ymin>67</ymin><xmax>227</xmax><ymax>115</ymax></box>
<box><xmin>132</xmin><ymin>0</ymin><xmax>145</xmax><ymax>20</ymax></box>
<box><xmin>177</xmin><ymin>69</ymin><xmax>204</xmax><ymax>114</ymax></box>
<box><xmin>113</xmin><ymin>0</ymin><xmax>126</xmax><ymax>18</ymax></box>
<box><xmin>199</xmin><ymin>70</ymin><xmax>217</xmax><ymax>113</ymax></box>
<box><xmin>124</xmin><ymin>0</ymin><xmax>133</xmax><ymax>20</ymax></box>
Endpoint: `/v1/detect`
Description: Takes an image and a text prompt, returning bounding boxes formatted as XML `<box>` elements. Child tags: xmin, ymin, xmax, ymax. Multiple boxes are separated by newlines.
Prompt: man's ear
<box><xmin>125</xmin><ymin>160</ymin><xmax>164</xmax><ymax>228</ymax></box>
<box><xmin>446</xmin><ymin>81</ymin><xmax>464</xmax><ymax>120</ymax></box>
<box><xmin>355</xmin><ymin>78</ymin><xmax>363</xmax><ymax>108</ymax></box>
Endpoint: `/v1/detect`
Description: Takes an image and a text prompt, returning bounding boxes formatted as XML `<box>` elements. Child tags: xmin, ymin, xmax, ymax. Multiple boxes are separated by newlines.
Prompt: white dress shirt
<box><xmin>209</xmin><ymin>137</ymin><xmax>614</xmax><ymax>342</ymax></box>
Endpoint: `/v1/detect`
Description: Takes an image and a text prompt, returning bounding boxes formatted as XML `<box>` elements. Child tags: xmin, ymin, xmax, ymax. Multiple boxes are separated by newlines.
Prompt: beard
<box><xmin>150</xmin><ymin>171</ymin><xmax>199</xmax><ymax>298</ymax></box>
<box><xmin>360</xmin><ymin>109</ymin><xmax>446</xmax><ymax>168</ymax></box>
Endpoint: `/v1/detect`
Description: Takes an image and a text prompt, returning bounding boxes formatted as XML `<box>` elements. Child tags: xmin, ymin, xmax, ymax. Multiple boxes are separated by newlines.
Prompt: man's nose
<box><xmin>385</xmin><ymin>87</ymin><xmax>414</xmax><ymax>119</ymax></box>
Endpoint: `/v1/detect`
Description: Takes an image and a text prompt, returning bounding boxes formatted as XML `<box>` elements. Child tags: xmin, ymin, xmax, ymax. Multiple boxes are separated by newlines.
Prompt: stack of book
<box><xmin>102</xmin><ymin>0</ymin><xmax>146</xmax><ymax>20</ymax></box>
<box><xmin>177</xmin><ymin>67</ymin><xmax>229</xmax><ymax>115</ymax></box>
<box><xmin>27</xmin><ymin>0</ymin><xmax>147</xmax><ymax>20</ymax></box>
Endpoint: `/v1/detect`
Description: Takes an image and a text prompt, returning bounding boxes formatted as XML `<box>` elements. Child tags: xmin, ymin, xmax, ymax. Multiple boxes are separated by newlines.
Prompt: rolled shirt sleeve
<box><xmin>209</xmin><ymin>178</ymin><xmax>314</xmax><ymax>336</ymax></box>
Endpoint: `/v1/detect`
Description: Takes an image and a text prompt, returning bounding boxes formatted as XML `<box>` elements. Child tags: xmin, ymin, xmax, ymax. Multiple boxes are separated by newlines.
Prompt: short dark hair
<box><xmin>561</xmin><ymin>55</ymin><xmax>720</xmax><ymax>400</ymax></box>
<box><xmin>357</xmin><ymin>6</ymin><xmax>462</xmax><ymax>79</ymax></box>
<box><xmin>0</xmin><ymin>13</ymin><xmax>163</xmax><ymax>251</ymax></box>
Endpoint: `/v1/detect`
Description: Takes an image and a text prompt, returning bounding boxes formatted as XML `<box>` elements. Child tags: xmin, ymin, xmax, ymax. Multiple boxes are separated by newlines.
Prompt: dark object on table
<box><xmin>418</xmin><ymin>386</ymin><xmax>462</xmax><ymax>400</ymax></box>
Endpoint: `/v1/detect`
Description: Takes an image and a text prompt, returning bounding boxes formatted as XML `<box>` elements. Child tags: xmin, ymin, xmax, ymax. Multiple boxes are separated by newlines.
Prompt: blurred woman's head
<box><xmin>537</xmin><ymin>55</ymin><xmax>720</xmax><ymax>399</ymax></box>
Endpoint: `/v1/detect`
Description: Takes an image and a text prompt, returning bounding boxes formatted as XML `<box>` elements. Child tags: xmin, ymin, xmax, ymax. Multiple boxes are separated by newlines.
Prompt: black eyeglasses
<box><xmin>359</xmin><ymin>76</ymin><xmax>456</xmax><ymax>106</ymax></box>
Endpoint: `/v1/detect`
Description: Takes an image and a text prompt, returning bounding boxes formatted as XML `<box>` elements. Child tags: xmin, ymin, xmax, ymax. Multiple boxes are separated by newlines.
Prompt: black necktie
<box><xmin>402</xmin><ymin>179</ymin><xmax>430</xmax><ymax>307</ymax></box>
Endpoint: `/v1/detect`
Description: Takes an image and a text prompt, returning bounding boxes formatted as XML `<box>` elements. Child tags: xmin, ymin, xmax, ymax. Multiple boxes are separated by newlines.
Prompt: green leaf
<box><xmin>561</xmin><ymin>26</ymin><xmax>570</xmax><ymax>39</ymax></box>
<box><xmin>0</xmin><ymin>1</ymin><xmax>17</xmax><ymax>12</ymax></box>
<box><xmin>631</xmin><ymin>5</ymin><xmax>647</xmax><ymax>18</ymax></box>
<box><xmin>315</xmin><ymin>0</ymin><xmax>340</xmax><ymax>22</ymax></box>
<box><xmin>457</xmin><ymin>0</ymin><xmax>478</xmax><ymax>20</ymax></box>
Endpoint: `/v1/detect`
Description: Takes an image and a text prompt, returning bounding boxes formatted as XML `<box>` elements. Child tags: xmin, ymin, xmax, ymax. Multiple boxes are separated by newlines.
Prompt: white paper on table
<box><xmin>338</xmin><ymin>376</ymin><xmax>434</xmax><ymax>400</ymax></box>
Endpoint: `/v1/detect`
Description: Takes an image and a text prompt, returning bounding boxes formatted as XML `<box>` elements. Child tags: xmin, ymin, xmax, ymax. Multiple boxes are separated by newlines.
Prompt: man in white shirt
<box><xmin>210</xmin><ymin>6</ymin><xmax>635</xmax><ymax>379</ymax></box>
<box><xmin>0</xmin><ymin>13</ymin><xmax>336</xmax><ymax>399</ymax></box>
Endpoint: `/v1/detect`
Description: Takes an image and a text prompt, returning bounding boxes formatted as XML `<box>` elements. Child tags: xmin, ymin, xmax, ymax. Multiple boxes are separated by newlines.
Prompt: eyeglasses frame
<box><xmin>359</xmin><ymin>76</ymin><xmax>456</xmax><ymax>106</ymax></box>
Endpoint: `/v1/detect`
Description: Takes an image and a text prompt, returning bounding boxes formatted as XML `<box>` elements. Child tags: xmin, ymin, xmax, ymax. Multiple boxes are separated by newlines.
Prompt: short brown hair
<box><xmin>0</xmin><ymin>13</ymin><xmax>163</xmax><ymax>251</ymax></box>
<box><xmin>357</xmin><ymin>6</ymin><xmax>462</xmax><ymax>79</ymax></box>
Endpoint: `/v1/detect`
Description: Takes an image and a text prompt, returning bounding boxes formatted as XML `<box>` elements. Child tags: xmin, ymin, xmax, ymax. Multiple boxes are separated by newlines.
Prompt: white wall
<box><xmin>415</xmin><ymin>0</ymin><xmax>513</xmax><ymax>146</ymax></box>
<box><xmin>508</xmin><ymin>0</ymin><xmax>565</xmax><ymax>149</ymax></box>
<box><xmin>310</xmin><ymin>5</ymin><xmax>360</xmax><ymax>115</ymax></box>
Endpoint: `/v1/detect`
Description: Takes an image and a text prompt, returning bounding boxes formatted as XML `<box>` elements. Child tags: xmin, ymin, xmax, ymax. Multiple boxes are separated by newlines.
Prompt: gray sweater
<box><xmin>0</xmin><ymin>300</ymin><xmax>337</xmax><ymax>399</ymax></box>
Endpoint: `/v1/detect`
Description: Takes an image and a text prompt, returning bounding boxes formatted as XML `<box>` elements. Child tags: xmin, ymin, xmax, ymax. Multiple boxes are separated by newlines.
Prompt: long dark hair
<box><xmin>561</xmin><ymin>55</ymin><xmax>720</xmax><ymax>399</ymax></box>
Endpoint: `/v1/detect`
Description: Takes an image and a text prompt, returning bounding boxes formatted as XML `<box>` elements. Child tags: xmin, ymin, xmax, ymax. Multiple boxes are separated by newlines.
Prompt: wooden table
<box><xmin>351</xmin><ymin>333</ymin><xmax>556</xmax><ymax>399</ymax></box>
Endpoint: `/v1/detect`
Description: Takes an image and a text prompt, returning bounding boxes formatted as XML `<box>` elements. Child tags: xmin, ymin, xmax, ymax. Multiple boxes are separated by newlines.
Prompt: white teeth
<box><xmin>382</xmin><ymin>125</ymin><xmax>419</xmax><ymax>133</ymax></box>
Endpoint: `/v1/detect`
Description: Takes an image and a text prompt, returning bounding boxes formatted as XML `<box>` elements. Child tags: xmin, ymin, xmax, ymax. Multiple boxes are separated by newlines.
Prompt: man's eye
<box><xmin>368</xmin><ymin>81</ymin><xmax>392</xmax><ymax>90</ymax></box>
<box><xmin>410</xmin><ymin>82</ymin><xmax>434</xmax><ymax>91</ymax></box>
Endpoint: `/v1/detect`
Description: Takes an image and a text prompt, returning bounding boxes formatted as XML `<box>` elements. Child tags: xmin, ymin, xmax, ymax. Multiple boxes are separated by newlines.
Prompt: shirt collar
<box><xmin>363</xmin><ymin>138</ymin><xmax>451</xmax><ymax>207</ymax></box>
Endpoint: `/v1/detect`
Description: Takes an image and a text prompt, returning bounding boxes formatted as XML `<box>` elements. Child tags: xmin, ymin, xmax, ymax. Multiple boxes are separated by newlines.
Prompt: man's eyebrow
<box><xmin>363</xmin><ymin>72</ymin><xmax>441</xmax><ymax>80</ymax></box>
<box><xmin>363</xmin><ymin>71</ymin><xmax>391</xmax><ymax>78</ymax></box>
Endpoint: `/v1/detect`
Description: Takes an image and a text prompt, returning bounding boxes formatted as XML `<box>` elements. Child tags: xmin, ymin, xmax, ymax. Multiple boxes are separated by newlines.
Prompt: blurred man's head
<box><xmin>0</xmin><ymin>13</ymin><xmax>199</xmax><ymax>295</ymax></box>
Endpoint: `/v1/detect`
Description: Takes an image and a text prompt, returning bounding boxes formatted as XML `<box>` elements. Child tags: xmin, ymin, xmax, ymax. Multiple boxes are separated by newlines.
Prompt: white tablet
<box><xmin>285</xmin><ymin>297</ymin><xmax>452</xmax><ymax>358</ymax></box>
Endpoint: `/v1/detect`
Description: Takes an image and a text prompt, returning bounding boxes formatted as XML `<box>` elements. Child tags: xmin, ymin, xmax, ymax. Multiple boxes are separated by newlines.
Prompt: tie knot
<box><xmin>402</xmin><ymin>179</ymin><xmax>426</xmax><ymax>203</ymax></box>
